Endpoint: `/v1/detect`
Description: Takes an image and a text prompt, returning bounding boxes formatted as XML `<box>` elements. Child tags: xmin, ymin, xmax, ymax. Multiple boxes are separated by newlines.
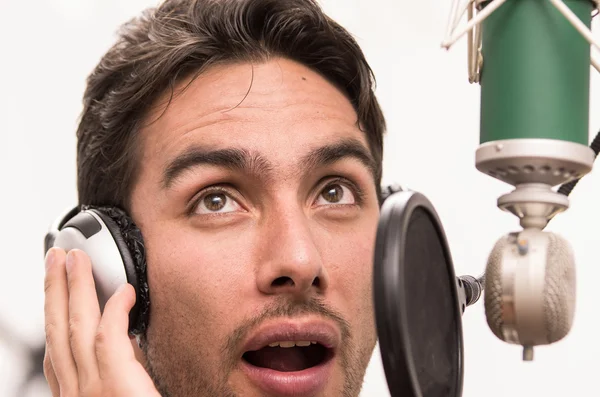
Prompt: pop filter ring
<box><xmin>374</xmin><ymin>190</ymin><xmax>464</xmax><ymax>397</ymax></box>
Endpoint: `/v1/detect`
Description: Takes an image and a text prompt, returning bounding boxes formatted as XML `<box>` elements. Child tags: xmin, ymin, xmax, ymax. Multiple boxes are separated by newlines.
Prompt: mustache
<box><xmin>222</xmin><ymin>296</ymin><xmax>351</xmax><ymax>360</ymax></box>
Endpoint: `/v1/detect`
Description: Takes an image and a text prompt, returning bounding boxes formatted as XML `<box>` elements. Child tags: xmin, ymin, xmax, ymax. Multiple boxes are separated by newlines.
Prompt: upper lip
<box><xmin>241</xmin><ymin>319</ymin><xmax>340</xmax><ymax>354</ymax></box>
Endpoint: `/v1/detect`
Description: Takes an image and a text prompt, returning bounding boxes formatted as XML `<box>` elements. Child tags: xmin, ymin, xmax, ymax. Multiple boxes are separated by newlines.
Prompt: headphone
<box><xmin>44</xmin><ymin>184</ymin><xmax>405</xmax><ymax>335</ymax></box>
<box><xmin>44</xmin><ymin>206</ymin><xmax>149</xmax><ymax>335</ymax></box>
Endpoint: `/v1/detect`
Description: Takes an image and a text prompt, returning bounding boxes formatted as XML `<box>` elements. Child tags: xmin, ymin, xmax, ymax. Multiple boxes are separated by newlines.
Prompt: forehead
<box><xmin>137</xmin><ymin>58</ymin><xmax>368</xmax><ymax>180</ymax></box>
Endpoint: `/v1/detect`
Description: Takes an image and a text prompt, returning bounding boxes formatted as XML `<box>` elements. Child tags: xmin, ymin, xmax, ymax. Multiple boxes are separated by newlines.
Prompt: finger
<box><xmin>44</xmin><ymin>247</ymin><xmax>79</xmax><ymax>395</ymax></box>
<box><xmin>43</xmin><ymin>349</ymin><xmax>60</xmax><ymax>396</ymax></box>
<box><xmin>95</xmin><ymin>283</ymin><xmax>138</xmax><ymax>378</ymax></box>
<box><xmin>66</xmin><ymin>249</ymin><xmax>101</xmax><ymax>388</ymax></box>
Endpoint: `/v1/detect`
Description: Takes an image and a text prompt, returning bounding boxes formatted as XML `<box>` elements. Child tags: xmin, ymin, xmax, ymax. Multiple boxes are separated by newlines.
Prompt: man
<box><xmin>43</xmin><ymin>0</ymin><xmax>387</xmax><ymax>395</ymax></box>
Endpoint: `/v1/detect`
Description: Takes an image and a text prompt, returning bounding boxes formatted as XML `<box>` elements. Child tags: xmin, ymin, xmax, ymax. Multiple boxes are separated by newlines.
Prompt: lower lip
<box><xmin>241</xmin><ymin>353</ymin><xmax>335</xmax><ymax>397</ymax></box>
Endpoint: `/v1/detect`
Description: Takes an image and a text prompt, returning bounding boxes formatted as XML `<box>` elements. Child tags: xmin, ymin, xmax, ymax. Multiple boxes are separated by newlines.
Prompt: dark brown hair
<box><xmin>77</xmin><ymin>0</ymin><xmax>386</xmax><ymax>209</ymax></box>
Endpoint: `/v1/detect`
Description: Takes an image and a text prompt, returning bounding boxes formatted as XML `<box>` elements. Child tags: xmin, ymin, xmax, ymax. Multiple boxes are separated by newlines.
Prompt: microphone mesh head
<box><xmin>484</xmin><ymin>235</ymin><xmax>508</xmax><ymax>342</ymax></box>
<box><xmin>484</xmin><ymin>232</ymin><xmax>576</xmax><ymax>345</ymax></box>
<box><xmin>544</xmin><ymin>233</ymin><xmax>576</xmax><ymax>343</ymax></box>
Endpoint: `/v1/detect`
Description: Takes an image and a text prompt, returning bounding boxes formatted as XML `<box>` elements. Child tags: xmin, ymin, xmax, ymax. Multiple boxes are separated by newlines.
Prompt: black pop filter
<box><xmin>374</xmin><ymin>189</ymin><xmax>464</xmax><ymax>397</ymax></box>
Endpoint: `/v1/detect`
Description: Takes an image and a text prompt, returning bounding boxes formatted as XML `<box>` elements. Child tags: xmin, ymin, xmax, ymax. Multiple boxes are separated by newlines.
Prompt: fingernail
<box><xmin>66</xmin><ymin>251</ymin><xmax>76</xmax><ymax>274</ymax></box>
<box><xmin>45</xmin><ymin>249</ymin><xmax>55</xmax><ymax>271</ymax></box>
<box><xmin>115</xmin><ymin>283</ymin><xmax>127</xmax><ymax>295</ymax></box>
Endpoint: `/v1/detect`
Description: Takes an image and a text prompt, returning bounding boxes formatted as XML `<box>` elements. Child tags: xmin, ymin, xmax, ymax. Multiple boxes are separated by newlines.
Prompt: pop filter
<box><xmin>374</xmin><ymin>189</ymin><xmax>464</xmax><ymax>397</ymax></box>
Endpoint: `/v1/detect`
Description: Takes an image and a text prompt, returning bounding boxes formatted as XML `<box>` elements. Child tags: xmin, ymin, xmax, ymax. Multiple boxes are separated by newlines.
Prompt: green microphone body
<box><xmin>475</xmin><ymin>0</ymin><xmax>597</xmax><ymax>229</ymax></box>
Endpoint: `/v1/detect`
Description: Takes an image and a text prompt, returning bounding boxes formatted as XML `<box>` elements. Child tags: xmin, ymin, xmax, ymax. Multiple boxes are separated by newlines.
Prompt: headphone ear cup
<box><xmin>85</xmin><ymin>206</ymin><xmax>150</xmax><ymax>335</ymax></box>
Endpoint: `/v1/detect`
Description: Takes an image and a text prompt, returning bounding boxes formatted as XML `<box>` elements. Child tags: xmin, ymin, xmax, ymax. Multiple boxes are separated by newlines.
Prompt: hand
<box><xmin>43</xmin><ymin>247</ymin><xmax>160</xmax><ymax>396</ymax></box>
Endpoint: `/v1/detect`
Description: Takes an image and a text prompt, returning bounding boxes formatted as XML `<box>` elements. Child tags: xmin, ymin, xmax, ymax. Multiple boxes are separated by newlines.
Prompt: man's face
<box><xmin>129</xmin><ymin>58</ymin><xmax>380</xmax><ymax>397</ymax></box>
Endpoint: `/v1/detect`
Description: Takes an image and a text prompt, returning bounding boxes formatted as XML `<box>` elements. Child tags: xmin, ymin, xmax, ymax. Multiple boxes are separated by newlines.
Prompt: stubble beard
<box><xmin>138</xmin><ymin>297</ymin><xmax>377</xmax><ymax>397</ymax></box>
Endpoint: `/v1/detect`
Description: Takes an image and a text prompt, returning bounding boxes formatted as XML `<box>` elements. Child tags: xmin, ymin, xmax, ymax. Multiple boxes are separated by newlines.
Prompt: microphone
<box><xmin>441</xmin><ymin>0</ymin><xmax>599</xmax><ymax>360</ymax></box>
<box><xmin>484</xmin><ymin>230</ymin><xmax>576</xmax><ymax>360</ymax></box>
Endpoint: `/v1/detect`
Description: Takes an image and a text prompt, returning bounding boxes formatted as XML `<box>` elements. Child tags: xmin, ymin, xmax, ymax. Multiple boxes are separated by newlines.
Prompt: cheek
<box><xmin>325</xmin><ymin>213</ymin><xmax>376</xmax><ymax>278</ymax></box>
<box><xmin>143</xmin><ymin>223</ymin><xmax>259</xmax><ymax>331</ymax></box>
<box><xmin>317</xmin><ymin>217</ymin><xmax>377</xmax><ymax>315</ymax></box>
<box><xmin>327</xmin><ymin>241</ymin><xmax>373</xmax><ymax>289</ymax></box>
<box><xmin>321</xmin><ymin>227</ymin><xmax>377</xmax><ymax>349</ymax></box>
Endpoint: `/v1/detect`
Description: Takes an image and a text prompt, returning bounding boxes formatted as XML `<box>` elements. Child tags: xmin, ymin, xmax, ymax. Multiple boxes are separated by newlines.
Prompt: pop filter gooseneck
<box><xmin>374</xmin><ymin>189</ymin><xmax>464</xmax><ymax>397</ymax></box>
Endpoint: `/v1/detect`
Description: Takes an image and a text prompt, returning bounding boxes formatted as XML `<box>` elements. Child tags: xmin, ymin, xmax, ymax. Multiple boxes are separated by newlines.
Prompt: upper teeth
<box><xmin>268</xmin><ymin>341</ymin><xmax>318</xmax><ymax>348</ymax></box>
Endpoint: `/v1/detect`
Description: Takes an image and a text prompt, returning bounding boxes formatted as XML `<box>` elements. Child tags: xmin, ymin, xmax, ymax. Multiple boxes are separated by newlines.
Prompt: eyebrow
<box><xmin>298</xmin><ymin>138</ymin><xmax>377</xmax><ymax>180</ymax></box>
<box><xmin>162</xmin><ymin>138</ymin><xmax>377</xmax><ymax>189</ymax></box>
<box><xmin>162</xmin><ymin>147</ymin><xmax>273</xmax><ymax>188</ymax></box>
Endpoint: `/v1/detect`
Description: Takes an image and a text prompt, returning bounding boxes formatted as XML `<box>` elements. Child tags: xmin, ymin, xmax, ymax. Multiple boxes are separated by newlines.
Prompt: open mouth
<box><xmin>242</xmin><ymin>341</ymin><xmax>333</xmax><ymax>372</ymax></box>
<box><xmin>240</xmin><ymin>322</ymin><xmax>339</xmax><ymax>396</ymax></box>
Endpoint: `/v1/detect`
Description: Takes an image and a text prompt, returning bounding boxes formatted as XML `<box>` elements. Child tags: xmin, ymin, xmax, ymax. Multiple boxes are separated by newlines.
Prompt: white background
<box><xmin>1</xmin><ymin>0</ymin><xmax>600</xmax><ymax>396</ymax></box>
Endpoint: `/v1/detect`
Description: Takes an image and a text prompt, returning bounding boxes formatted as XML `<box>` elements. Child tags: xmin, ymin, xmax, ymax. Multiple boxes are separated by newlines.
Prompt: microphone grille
<box><xmin>484</xmin><ymin>231</ymin><xmax>576</xmax><ymax>345</ymax></box>
<box><xmin>483</xmin><ymin>235</ymin><xmax>508</xmax><ymax>341</ymax></box>
<box><xmin>543</xmin><ymin>233</ymin><xmax>576</xmax><ymax>343</ymax></box>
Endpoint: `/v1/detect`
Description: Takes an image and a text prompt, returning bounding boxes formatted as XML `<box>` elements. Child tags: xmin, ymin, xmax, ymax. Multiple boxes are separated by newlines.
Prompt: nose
<box><xmin>256</xmin><ymin>208</ymin><xmax>328</xmax><ymax>298</ymax></box>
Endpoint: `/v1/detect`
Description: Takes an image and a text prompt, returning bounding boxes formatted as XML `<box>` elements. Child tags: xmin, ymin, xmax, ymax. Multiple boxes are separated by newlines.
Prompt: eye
<box><xmin>193</xmin><ymin>191</ymin><xmax>243</xmax><ymax>214</ymax></box>
<box><xmin>314</xmin><ymin>183</ymin><xmax>356</xmax><ymax>206</ymax></box>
